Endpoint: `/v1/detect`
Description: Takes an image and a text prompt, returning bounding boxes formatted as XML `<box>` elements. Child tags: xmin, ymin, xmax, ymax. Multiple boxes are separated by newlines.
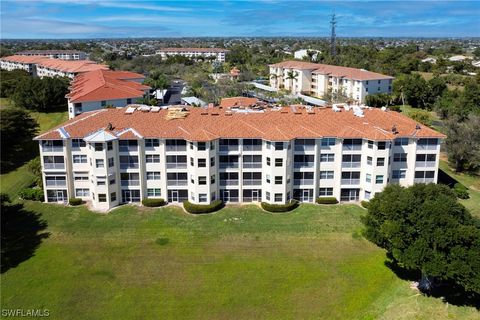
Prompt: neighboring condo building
<box><xmin>16</xmin><ymin>50</ymin><xmax>87</xmax><ymax>60</ymax></box>
<box><xmin>66</xmin><ymin>69</ymin><xmax>150</xmax><ymax>118</ymax></box>
<box><xmin>155</xmin><ymin>48</ymin><xmax>229</xmax><ymax>62</ymax></box>
<box><xmin>0</xmin><ymin>55</ymin><xmax>108</xmax><ymax>78</ymax></box>
<box><xmin>269</xmin><ymin>60</ymin><xmax>394</xmax><ymax>102</ymax></box>
<box><xmin>35</xmin><ymin>105</ymin><xmax>444</xmax><ymax>211</ymax></box>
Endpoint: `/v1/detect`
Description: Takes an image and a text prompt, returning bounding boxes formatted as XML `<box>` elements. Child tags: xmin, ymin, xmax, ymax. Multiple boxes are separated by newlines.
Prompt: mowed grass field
<box><xmin>2</xmin><ymin>202</ymin><xmax>479</xmax><ymax>320</ymax></box>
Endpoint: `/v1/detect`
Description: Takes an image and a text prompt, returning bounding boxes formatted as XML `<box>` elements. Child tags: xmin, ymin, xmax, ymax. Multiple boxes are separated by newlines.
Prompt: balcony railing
<box><xmin>243</xmin><ymin>145</ymin><xmax>262</xmax><ymax>152</ymax></box>
<box><xmin>414</xmin><ymin>178</ymin><xmax>435</xmax><ymax>184</ymax></box>
<box><xmin>166</xmin><ymin>163</ymin><xmax>187</xmax><ymax>169</ymax></box>
<box><xmin>294</xmin><ymin>162</ymin><xmax>314</xmax><ymax>168</ymax></box>
<box><xmin>167</xmin><ymin>180</ymin><xmax>188</xmax><ymax>186</ymax></box>
<box><xmin>341</xmin><ymin>162</ymin><xmax>361</xmax><ymax>168</ymax></box>
<box><xmin>415</xmin><ymin>161</ymin><xmax>436</xmax><ymax>167</ymax></box>
<box><xmin>294</xmin><ymin>179</ymin><xmax>314</xmax><ymax>185</ymax></box>
<box><xmin>219</xmin><ymin>145</ymin><xmax>239</xmax><ymax>152</ymax></box>
<box><xmin>243</xmin><ymin>162</ymin><xmax>262</xmax><ymax>169</ymax></box>
<box><xmin>341</xmin><ymin>179</ymin><xmax>360</xmax><ymax>185</ymax></box>
<box><xmin>121</xmin><ymin>180</ymin><xmax>139</xmax><ymax>186</ymax></box>
<box><xmin>219</xmin><ymin>163</ymin><xmax>239</xmax><ymax>169</ymax></box>
<box><xmin>165</xmin><ymin>145</ymin><xmax>187</xmax><ymax>152</ymax></box>
<box><xmin>219</xmin><ymin>180</ymin><xmax>239</xmax><ymax>186</ymax></box>
<box><xmin>294</xmin><ymin>145</ymin><xmax>315</xmax><ymax>152</ymax></box>
<box><xmin>119</xmin><ymin>146</ymin><xmax>138</xmax><ymax>152</ymax></box>
<box><xmin>45</xmin><ymin>180</ymin><xmax>66</xmax><ymax>186</ymax></box>
<box><xmin>243</xmin><ymin>179</ymin><xmax>262</xmax><ymax>186</ymax></box>
<box><xmin>417</xmin><ymin>145</ymin><xmax>437</xmax><ymax>151</ymax></box>
<box><xmin>42</xmin><ymin>146</ymin><xmax>63</xmax><ymax>152</ymax></box>
<box><xmin>342</xmin><ymin>145</ymin><xmax>362</xmax><ymax>151</ymax></box>
<box><xmin>120</xmin><ymin>163</ymin><xmax>139</xmax><ymax>169</ymax></box>
<box><xmin>44</xmin><ymin>163</ymin><xmax>65</xmax><ymax>170</ymax></box>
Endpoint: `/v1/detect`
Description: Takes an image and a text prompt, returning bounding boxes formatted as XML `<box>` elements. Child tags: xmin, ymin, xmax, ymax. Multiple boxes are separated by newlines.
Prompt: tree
<box><xmin>445</xmin><ymin>115</ymin><xmax>480</xmax><ymax>172</ymax></box>
<box><xmin>365</xmin><ymin>93</ymin><xmax>393</xmax><ymax>108</ymax></box>
<box><xmin>0</xmin><ymin>69</ymin><xmax>30</xmax><ymax>98</ymax></box>
<box><xmin>285</xmin><ymin>70</ymin><xmax>298</xmax><ymax>93</ymax></box>
<box><xmin>362</xmin><ymin>184</ymin><xmax>480</xmax><ymax>295</ymax></box>
<box><xmin>393</xmin><ymin>74</ymin><xmax>428</xmax><ymax>108</ymax></box>
<box><xmin>144</xmin><ymin>70</ymin><xmax>169</xmax><ymax>90</ymax></box>
<box><xmin>407</xmin><ymin>109</ymin><xmax>433</xmax><ymax>126</ymax></box>
<box><xmin>11</xmin><ymin>77</ymin><xmax>69</xmax><ymax>111</ymax></box>
<box><xmin>0</xmin><ymin>108</ymin><xmax>39</xmax><ymax>170</ymax></box>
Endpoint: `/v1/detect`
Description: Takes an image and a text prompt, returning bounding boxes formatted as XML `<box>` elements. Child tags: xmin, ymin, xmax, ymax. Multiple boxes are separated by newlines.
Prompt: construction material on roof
<box><xmin>165</xmin><ymin>107</ymin><xmax>189</xmax><ymax>120</ymax></box>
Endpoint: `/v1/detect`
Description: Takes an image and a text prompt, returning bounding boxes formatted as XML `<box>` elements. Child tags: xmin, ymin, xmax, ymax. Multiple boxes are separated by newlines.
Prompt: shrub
<box><xmin>183</xmin><ymin>199</ymin><xmax>223</xmax><ymax>214</ymax></box>
<box><xmin>453</xmin><ymin>183</ymin><xmax>469</xmax><ymax>199</ymax></box>
<box><xmin>261</xmin><ymin>200</ymin><xmax>299</xmax><ymax>212</ymax></box>
<box><xmin>68</xmin><ymin>198</ymin><xmax>82</xmax><ymax>206</ymax></box>
<box><xmin>19</xmin><ymin>188</ymin><xmax>44</xmax><ymax>201</ymax></box>
<box><xmin>142</xmin><ymin>198</ymin><xmax>166</xmax><ymax>207</ymax></box>
<box><xmin>389</xmin><ymin>105</ymin><xmax>401</xmax><ymax>112</ymax></box>
<box><xmin>361</xmin><ymin>200</ymin><xmax>370</xmax><ymax>209</ymax></box>
<box><xmin>316</xmin><ymin>197</ymin><xmax>338</xmax><ymax>204</ymax></box>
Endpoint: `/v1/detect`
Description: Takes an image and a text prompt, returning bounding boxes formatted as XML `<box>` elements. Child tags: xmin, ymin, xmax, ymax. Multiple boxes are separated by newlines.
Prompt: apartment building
<box><xmin>35</xmin><ymin>105</ymin><xmax>444</xmax><ymax>211</ymax></box>
<box><xmin>269</xmin><ymin>61</ymin><xmax>394</xmax><ymax>102</ymax></box>
<box><xmin>0</xmin><ymin>55</ymin><xmax>108</xmax><ymax>78</ymax></box>
<box><xmin>66</xmin><ymin>69</ymin><xmax>150</xmax><ymax>118</ymax></box>
<box><xmin>17</xmin><ymin>50</ymin><xmax>87</xmax><ymax>60</ymax></box>
<box><xmin>155</xmin><ymin>48</ymin><xmax>229</xmax><ymax>63</ymax></box>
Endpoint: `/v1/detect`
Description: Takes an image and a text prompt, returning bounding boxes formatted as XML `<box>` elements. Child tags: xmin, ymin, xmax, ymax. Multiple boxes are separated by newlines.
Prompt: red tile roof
<box><xmin>269</xmin><ymin>60</ymin><xmax>394</xmax><ymax>80</ymax></box>
<box><xmin>66</xmin><ymin>70</ymin><xmax>150</xmax><ymax>103</ymax></box>
<box><xmin>158</xmin><ymin>48</ymin><xmax>229</xmax><ymax>53</ymax></box>
<box><xmin>0</xmin><ymin>55</ymin><xmax>49</xmax><ymax>64</ymax></box>
<box><xmin>219</xmin><ymin>97</ymin><xmax>259</xmax><ymax>108</ymax></box>
<box><xmin>37</xmin><ymin>59</ymin><xmax>108</xmax><ymax>73</ymax></box>
<box><xmin>36</xmin><ymin>106</ymin><xmax>445</xmax><ymax>142</ymax></box>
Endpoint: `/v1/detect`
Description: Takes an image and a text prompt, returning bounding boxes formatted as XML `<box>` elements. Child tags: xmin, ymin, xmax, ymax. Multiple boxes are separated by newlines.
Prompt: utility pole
<box><xmin>330</xmin><ymin>13</ymin><xmax>337</xmax><ymax>57</ymax></box>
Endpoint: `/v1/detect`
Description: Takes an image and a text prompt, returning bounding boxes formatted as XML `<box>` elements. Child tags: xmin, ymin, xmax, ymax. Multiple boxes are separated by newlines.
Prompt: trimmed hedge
<box><xmin>316</xmin><ymin>197</ymin><xmax>339</xmax><ymax>204</ymax></box>
<box><xmin>183</xmin><ymin>199</ymin><xmax>223</xmax><ymax>214</ymax></box>
<box><xmin>261</xmin><ymin>200</ymin><xmax>299</xmax><ymax>212</ymax></box>
<box><xmin>19</xmin><ymin>188</ymin><xmax>44</xmax><ymax>201</ymax></box>
<box><xmin>142</xmin><ymin>198</ymin><xmax>166</xmax><ymax>207</ymax></box>
<box><xmin>361</xmin><ymin>200</ymin><xmax>370</xmax><ymax>209</ymax></box>
<box><xmin>69</xmin><ymin>198</ymin><xmax>82</xmax><ymax>206</ymax></box>
<box><xmin>453</xmin><ymin>183</ymin><xmax>469</xmax><ymax>199</ymax></box>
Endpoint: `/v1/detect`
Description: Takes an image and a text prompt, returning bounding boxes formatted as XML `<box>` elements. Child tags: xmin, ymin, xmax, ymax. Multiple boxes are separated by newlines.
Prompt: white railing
<box><xmin>243</xmin><ymin>162</ymin><xmax>262</xmax><ymax>169</ymax></box>
<box><xmin>219</xmin><ymin>163</ymin><xmax>239</xmax><ymax>169</ymax></box>
<box><xmin>220</xmin><ymin>180</ymin><xmax>239</xmax><ymax>186</ymax></box>
<box><xmin>341</xmin><ymin>162</ymin><xmax>361</xmax><ymax>168</ymax></box>
<box><xmin>45</xmin><ymin>180</ymin><xmax>66</xmax><ymax>186</ymax></box>
<box><xmin>42</xmin><ymin>146</ymin><xmax>63</xmax><ymax>152</ymax></box>
<box><xmin>294</xmin><ymin>162</ymin><xmax>314</xmax><ymax>168</ymax></box>
<box><xmin>294</xmin><ymin>179</ymin><xmax>314</xmax><ymax>185</ymax></box>
<box><xmin>219</xmin><ymin>145</ymin><xmax>239</xmax><ymax>152</ymax></box>
<box><xmin>294</xmin><ymin>145</ymin><xmax>315</xmax><ymax>152</ymax></box>
<box><xmin>341</xmin><ymin>179</ymin><xmax>360</xmax><ymax>185</ymax></box>
<box><xmin>167</xmin><ymin>180</ymin><xmax>188</xmax><ymax>186</ymax></box>
<box><xmin>119</xmin><ymin>146</ymin><xmax>138</xmax><ymax>152</ymax></box>
<box><xmin>343</xmin><ymin>145</ymin><xmax>362</xmax><ymax>151</ymax></box>
<box><xmin>243</xmin><ymin>145</ymin><xmax>262</xmax><ymax>151</ymax></box>
<box><xmin>121</xmin><ymin>180</ymin><xmax>139</xmax><ymax>186</ymax></box>
<box><xmin>44</xmin><ymin>163</ymin><xmax>65</xmax><ymax>169</ymax></box>
<box><xmin>166</xmin><ymin>163</ymin><xmax>187</xmax><ymax>169</ymax></box>
<box><xmin>417</xmin><ymin>145</ymin><xmax>437</xmax><ymax>151</ymax></box>
<box><xmin>243</xmin><ymin>180</ymin><xmax>262</xmax><ymax>186</ymax></box>
<box><xmin>416</xmin><ymin>161</ymin><xmax>436</xmax><ymax>167</ymax></box>
<box><xmin>120</xmin><ymin>163</ymin><xmax>139</xmax><ymax>169</ymax></box>
<box><xmin>165</xmin><ymin>145</ymin><xmax>187</xmax><ymax>152</ymax></box>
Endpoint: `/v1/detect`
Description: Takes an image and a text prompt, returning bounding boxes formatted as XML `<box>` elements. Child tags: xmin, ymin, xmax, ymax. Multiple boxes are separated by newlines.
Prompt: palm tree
<box><xmin>286</xmin><ymin>70</ymin><xmax>299</xmax><ymax>93</ymax></box>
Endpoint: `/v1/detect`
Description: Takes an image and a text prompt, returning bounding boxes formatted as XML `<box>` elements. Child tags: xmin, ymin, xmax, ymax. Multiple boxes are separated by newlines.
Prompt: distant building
<box><xmin>155</xmin><ymin>48</ymin><xmax>229</xmax><ymax>63</ymax></box>
<box><xmin>294</xmin><ymin>49</ymin><xmax>321</xmax><ymax>60</ymax></box>
<box><xmin>0</xmin><ymin>55</ymin><xmax>48</xmax><ymax>75</ymax></box>
<box><xmin>269</xmin><ymin>60</ymin><xmax>393</xmax><ymax>102</ymax></box>
<box><xmin>16</xmin><ymin>50</ymin><xmax>87</xmax><ymax>60</ymax></box>
<box><xmin>448</xmin><ymin>55</ymin><xmax>470</xmax><ymax>62</ymax></box>
<box><xmin>67</xmin><ymin>70</ymin><xmax>150</xmax><ymax>118</ymax></box>
<box><xmin>181</xmin><ymin>96</ymin><xmax>207</xmax><ymax>107</ymax></box>
<box><xmin>421</xmin><ymin>57</ymin><xmax>437</xmax><ymax>64</ymax></box>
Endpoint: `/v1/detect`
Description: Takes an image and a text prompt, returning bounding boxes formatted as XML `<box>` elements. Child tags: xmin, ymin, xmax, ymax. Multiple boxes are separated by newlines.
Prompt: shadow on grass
<box><xmin>385</xmin><ymin>257</ymin><xmax>480</xmax><ymax>309</ymax></box>
<box><xmin>1</xmin><ymin>140</ymin><xmax>39</xmax><ymax>174</ymax></box>
<box><xmin>1</xmin><ymin>199</ymin><xmax>50</xmax><ymax>273</ymax></box>
<box><xmin>437</xmin><ymin>168</ymin><xmax>459</xmax><ymax>188</ymax></box>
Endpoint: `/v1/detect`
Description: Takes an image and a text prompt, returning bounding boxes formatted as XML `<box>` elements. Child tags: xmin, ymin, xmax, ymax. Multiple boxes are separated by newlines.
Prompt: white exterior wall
<box><xmin>156</xmin><ymin>50</ymin><xmax>227</xmax><ymax>63</ymax></box>
<box><xmin>38</xmin><ymin>136</ymin><xmax>442</xmax><ymax>211</ymax></box>
<box><xmin>68</xmin><ymin>97</ymin><xmax>144</xmax><ymax>119</ymax></box>
<box><xmin>0</xmin><ymin>61</ymin><xmax>36</xmax><ymax>75</ymax></box>
<box><xmin>36</xmin><ymin>66</ymin><xmax>75</xmax><ymax>79</ymax></box>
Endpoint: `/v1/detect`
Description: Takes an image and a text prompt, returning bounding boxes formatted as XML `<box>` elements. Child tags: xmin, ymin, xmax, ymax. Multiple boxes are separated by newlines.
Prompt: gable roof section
<box><xmin>36</xmin><ymin>59</ymin><xmax>108</xmax><ymax>73</ymax></box>
<box><xmin>220</xmin><ymin>97</ymin><xmax>259</xmax><ymax>108</ymax></box>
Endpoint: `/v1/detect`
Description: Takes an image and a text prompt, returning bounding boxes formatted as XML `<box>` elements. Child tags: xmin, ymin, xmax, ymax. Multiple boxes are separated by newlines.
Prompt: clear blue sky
<box><xmin>1</xmin><ymin>0</ymin><xmax>479</xmax><ymax>39</ymax></box>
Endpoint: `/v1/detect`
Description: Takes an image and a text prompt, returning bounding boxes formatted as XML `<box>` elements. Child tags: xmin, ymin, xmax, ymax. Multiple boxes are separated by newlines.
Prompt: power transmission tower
<box><xmin>330</xmin><ymin>13</ymin><xmax>337</xmax><ymax>57</ymax></box>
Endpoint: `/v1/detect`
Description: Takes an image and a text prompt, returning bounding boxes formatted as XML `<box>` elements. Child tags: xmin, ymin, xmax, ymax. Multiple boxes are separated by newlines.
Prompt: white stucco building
<box><xmin>35</xmin><ymin>105</ymin><xmax>444</xmax><ymax>211</ymax></box>
<box><xmin>16</xmin><ymin>50</ymin><xmax>87</xmax><ymax>60</ymax></box>
<box><xmin>155</xmin><ymin>48</ymin><xmax>229</xmax><ymax>63</ymax></box>
<box><xmin>294</xmin><ymin>49</ymin><xmax>321</xmax><ymax>60</ymax></box>
<box><xmin>269</xmin><ymin>60</ymin><xmax>394</xmax><ymax>102</ymax></box>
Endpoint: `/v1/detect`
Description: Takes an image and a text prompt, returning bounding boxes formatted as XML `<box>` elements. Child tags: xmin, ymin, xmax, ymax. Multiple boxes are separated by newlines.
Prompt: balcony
<box><xmin>294</xmin><ymin>162</ymin><xmax>314</xmax><ymax>169</ymax></box>
<box><xmin>119</xmin><ymin>146</ymin><xmax>138</xmax><ymax>152</ymax></box>
<box><xmin>417</xmin><ymin>145</ymin><xmax>437</xmax><ymax>151</ymax></box>
<box><xmin>167</xmin><ymin>180</ymin><xmax>188</xmax><ymax>186</ymax></box>
<box><xmin>45</xmin><ymin>180</ymin><xmax>66</xmax><ymax>187</ymax></box>
<box><xmin>219</xmin><ymin>145</ymin><xmax>239</xmax><ymax>152</ymax></box>
<box><xmin>44</xmin><ymin>163</ymin><xmax>65</xmax><ymax>170</ymax></box>
<box><xmin>243</xmin><ymin>162</ymin><xmax>262</xmax><ymax>169</ymax></box>
<box><xmin>166</xmin><ymin>163</ymin><xmax>187</xmax><ymax>169</ymax></box>
<box><xmin>342</xmin><ymin>145</ymin><xmax>362</xmax><ymax>151</ymax></box>
<box><xmin>42</xmin><ymin>146</ymin><xmax>63</xmax><ymax>152</ymax></box>
<box><xmin>219</xmin><ymin>163</ymin><xmax>239</xmax><ymax>169</ymax></box>
<box><xmin>341</xmin><ymin>162</ymin><xmax>361</xmax><ymax>168</ymax></box>
<box><xmin>220</xmin><ymin>180</ymin><xmax>239</xmax><ymax>186</ymax></box>
<box><xmin>243</xmin><ymin>145</ymin><xmax>262</xmax><ymax>152</ymax></box>
<box><xmin>121</xmin><ymin>180</ymin><xmax>139</xmax><ymax>186</ymax></box>
<box><xmin>120</xmin><ymin>163</ymin><xmax>139</xmax><ymax>169</ymax></box>
<box><xmin>294</xmin><ymin>179</ymin><xmax>314</xmax><ymax>186</ymax></box>
<box><xmin>243</xmin><ymin>179</ymin><xmax>262</xmax><ymax>186</ymax></box>
<box><xmin>414</xmin><ymin>178</ymin><xmax>435</xmax><ymax>184</ymax></box>
<box><xmin>341</xmin><ymin>179</ymin><xmax>360</xmax><ymax>185</ymax></box>
<box><xmin>294</xmin><ymin>145</ymin><xmax>315</xmax><ymax>152</ymax></box>
<box><xmin>165</xmin><ymin>145</ymin><xmax>187</xmax><ymax>152</ymax></box>
<box><xmin>416</xmin><ymin>161</ymin><xmax>436</xmax><ymax>167</ymax></box>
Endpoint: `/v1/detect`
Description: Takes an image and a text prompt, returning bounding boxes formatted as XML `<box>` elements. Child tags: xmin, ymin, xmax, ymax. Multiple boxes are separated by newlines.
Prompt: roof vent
<box><xmin>381</xmin><ymin>106</ymin><xmax>388</xmax><ymax>112</ymax></box>
<box><xmin>391</xmin><ymin>125</ymin><xmax>398</xmax><ymax>134</ymax></box>
<box><xmin>415</xmin><ymin>124</ymin><xmax>421</xmax><ymax>130</ymax></box>
<box><xmin>106</xmin><ymin>122</ymin><xmax>113</xmax><ymax>131</ymax></box>
<box><xmin>200</xmin><ymin>111</ymin><xmax>208</xmax><ymax>115</ymax></box>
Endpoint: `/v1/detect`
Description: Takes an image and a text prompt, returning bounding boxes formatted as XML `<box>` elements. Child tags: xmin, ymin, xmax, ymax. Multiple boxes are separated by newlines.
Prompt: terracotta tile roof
<box><xmin>0</xmin><ymin>55</ymin><xmax>50</xmax><ymax>64</ymax></box>
<box><xmin>269</xmin><ymin>60</ymin><xmax>394</xmax><ymax>80</ymax></box>
<box><xmin>158</xmin><ymin>48</ymin><xmax>229</xmax><ymax>53</ymax></box>
<box><xmin>37</xmin><ymin>59</ymin><xmax>108</xmax><ymax>73</ymax></box>
<box><xmin>35</xmin><ymin>106</ymin><xmax>445</xmax><ymax>142</ymax></box>
<box><xmin>17</xmin><ymin>50</ymin><xmax>85</xmax><ymax>55</ymax></box>
<box><xmin>66</xmin><ymin>70</ymin><xmax>150</xmax><ymax>103</ymax></box>
<box><xmin>219</xmin><ymin>97</ymin><xmax>259</xmax><ymax>108</ymax></box>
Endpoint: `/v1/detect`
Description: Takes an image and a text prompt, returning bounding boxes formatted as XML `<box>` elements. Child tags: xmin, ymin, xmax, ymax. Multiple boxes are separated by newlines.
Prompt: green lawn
<box><xmin>1</xmin><ymin>202</ymin><xmax>478</xmax><ymax>320</ymax></box>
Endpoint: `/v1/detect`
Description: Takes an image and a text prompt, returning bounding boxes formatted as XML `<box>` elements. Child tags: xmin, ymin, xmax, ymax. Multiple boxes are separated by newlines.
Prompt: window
<box><xmin>211</xmin><ymin>174</ymin><xmax>215</xmax><ymax>184</ymax></box>
<box><xmin>110</xmin><ymin>192</ymin><xmax>116</xmax><ymax>202</ymax></box>
<box><xmin>75</xmin><ymin>188</ymin><xmax>89</xmax><ymax>197</ymax></box>
<box><xmin>275</xmin><ymin>176</ymin><xmax>283</xmax><ymax>185</ymax></box>
<box><xmin>416</xmin><ymin>154</ymin><xmax>436</xmax><ymax>162</ymax></box>
<box><xmin>417</xmin><ymin>138</ymin><xmax>438</xmax><ymax>148</ymax></box>
<box><xmin>191</xmin><ymin>192</ymin><xmax>195</xmax><ymax>201</ymax></box>
<box><xmin>96</xmin><ymin>159</ymin><xmax>104</xmax><ymax>168</ymax></box>
<box><xmin>266</xmin><ymin>157</ymin><xmax>271</xmax><ymax>166</ymax></box>
<box><xmin>146</xmin><ymin>172</ymin><xmax>160</xmax><ymax>180</ymax></box>
<box><xmin>197</xmin><ymin>142</ymin><xmax>206</xmax><ymax>150</ymax></box>
<box><xmin>319</xmin><ymin>188</ymin><xmax>333</xmax><ymax>196</ymax></box>
<box><xmin>107</xmin><ymin>141</ymin><xmax>113</xmax><ymax>151</ymax></box>
<box><xmin>320</xmin><ymin>171</ymin><xmax>334</xmax><ymax>179</ymax></box>
<box><xmin>274</xmin><ymin>142</ymin><xmax>284</xmax><ymax>151</ymax></box>
<box><xmin>415</xmin><ymin>170</ymin><xmax>435</xmax><ymax>180</ymax></box>
<box><xmin>190</xmin><ymin>174</ymin><xmax>195</xmax><ymax>183</ymax></box>
<box><xmin>266</xmin><ymin>141</ymin><xmax>271</xmax><ymax>149</ymax></box>
<box><xmin>368</xmin><ymin>140</ymin><xmax>373</xmax><ymax>149</ymax></box>
<box><xmin>119</xmin><ymin>140</ymin><xmax>138</xmax><ymax>152</ymax></box>
<box><xmin>320</xmin><ymin>153</ymin><xmax>334</xmax><ymax>162</ymax></box>
<box><xmin>108</xmin><ymin>157</ymin><xmax>114</xmax><ymax>167</ymax></box>
<box><xmin>146</xmin><ymin>155</ymin><xmax>160</xmax><ymax>163</ymax></box>
<box><xmin>275</xmin><ymin>158</ymin><xmax>283</xmax><ymax>167</ymax></box>
<box><xmin>198</xmin><ymin>158</ymin><xmax>206</xmax><ymax>167</ymax></box>
<box><xmin>127</xmin><ymin>98</ymin><xmax>132</xmax><ymax>104</ymax></box>
<box><xmin>377</xmin><ymin>157</ymin><xmax>385</xmax><ymax>166</ymax></box>
<box><xmin>97</xmin><ymin>176</ymin><xmax>106</xmax><ymax>186</ymax></box>
<box><xmin>101</xmin><ymin>101</ymin><xmax>106</xmax><ymax>107</ymax></box>
<box><xmin>94</xmin><ymin>143</ymin><xmax>103</xmax><ymax>151</ymax></box>
<box><xmin>72</xmin><ymin>139</ymin><xmax>86</xmax><ymax>148</ymax></box>
<box><xmin>365</xmin><ymin>191</ymin><xmax>371</xmax><ymax>200</ymax></box>
<box><xmin>147</xmin><ymin>189</ymin><xmax>161</xmax><ymax>197</ymax></box>
<box><xmin>198</xmin><ymin>176</ymin><xmax>207</xmax><ymax>185</ymax></box>
<box><xmin>210</xmin><ymin>141</ymin><xmax>215</xmax><ymax>150</ymax></box>
<box><xmin>393</xmin><ymin>153</ymin><xmax>407</xmax><ymax>162</ymax></box>
<box><xmin>367</xmin><ymin>156</ymin><xmax>372</xmax><ymax>165</ymax></box>
<box><xmin>74</xmin><ymin>172</ymin><xmax>88</xmax><ymax>180</ymax></box>
<box><xmin>109</xmin><ymin>176</ymin><xmax>115</xmax><ymax>185</ymax></box>
<box><xmin>266</xmin><ymin>191</ymin><xmax>271</xmax><ymax>201</ymax></box>
<box><xmin>199</xmin><ymin>194</ymin><xmax>208</xmax><ymax>203</ymax></box>
<box><xmin>145</xmin><ymin>139</ymin><xmax>159</xmax><ymax>147</ymax></box>
<box><xmin>274</xmin><ymin>193</ymin><xmax>283</xmax><ymax>202</ymax></box>
<box><xmin>266</xmin><ymin>174</ymin><xmax>271</xmax><ymax>183</ymax></box>
<box><xmin>366</xmin><ymin>81</ymin><xmax>369</xmax><ymax>85</ymax></box>
<box><xmin>98</xmin><ymin>194</ymin><xmax>107</xmax><ymax>202</ymax></box>
<box><xmin>321</xmin><ymin>138</ymin><xmax>335</xmax><ymax>146</ymax></box>
<box><xmin>377</xmin><ymin>141</ymin><xmax>386</xmax><ymax>150</ymax></box>
<box><xmin>366</xmin><ymin>173</ymin><xmax>372</xmax><ymax>183</ymax></box>
<box><xmin>395</xmin><ymin>138</ymin><xmax>408</xmax><ymax>146</ymax></box>
<box><xmin>190</xmin><ymin>157</ymin><xmax>194</xmax><ymax>166</ymax></box>
<box><xmin>210</xmin><ymin>157</ymin><xmax>215</xmax><ymax>167</ymax></box>
<box><xmin>73</xmin><ymin>155</ymin><xmax>87</xmax><ymax>163</ymax></box>
<box><xmin>392</xmin><ymin>170</ymin><xmax>406</xmax><ymax>179</ymax></box>
<box><xmin>375</xmin><ymin>175</ymin><xmax>384</xmax><ymax>184</ymax></box>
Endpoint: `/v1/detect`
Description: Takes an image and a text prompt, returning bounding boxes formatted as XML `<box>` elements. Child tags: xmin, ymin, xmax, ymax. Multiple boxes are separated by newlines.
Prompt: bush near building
<box><xmin>261</xmin><ymin>200</ymin><xmax>299</xmax><ymax>212</ymax></box>
<box><xmin>454</xmin><ymin>183</ymin><xmax>470</xmax><ymax>199</ymax></box>
<box><xmin>18</xmin><ymin>188</ymin><xmax>44</xmax><ymax>201</ymax></box>
<box><xmin>183</xmin><ymin>199</ymin><xmax>223</xmax><ymax>214</ymax></box>
<box><xmin>316</xmin><ymin>197</ymin><xmax>339</xmax><ymax>205</ymax></box>
<box><xmin>68</xmin><ymin>198</ymin><xmax>82</xmax><ymax>206</ymax></box>
<box><xmin>142</xmin><ymin>198</ymin><xmax>166</xmax><ymax>207</ymax></box>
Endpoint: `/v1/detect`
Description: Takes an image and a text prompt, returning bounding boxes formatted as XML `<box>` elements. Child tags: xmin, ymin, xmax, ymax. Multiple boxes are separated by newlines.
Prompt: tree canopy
<box><xmin>11</xmin><ymin>76</ymin><xmax>69</xmax><ymax>111</ymax></box>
